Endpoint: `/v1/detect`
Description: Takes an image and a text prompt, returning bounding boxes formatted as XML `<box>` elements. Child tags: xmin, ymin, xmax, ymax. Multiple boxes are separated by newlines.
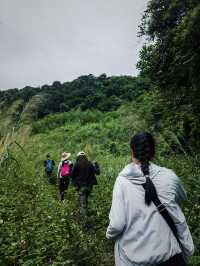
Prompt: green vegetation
<box><xmin>0</xmin><ymin>94</ymin><xmax>200</xmax><ymax>265</ymax></box>
<box><xmin>138</xmin><ymin>0</ymin><xmax>200</xmax><ymax>148</ymax></box>
<box><xmin>0</xmin><ymin>0</ymin><xmax>200</xmax><ymax>264</ymax></box>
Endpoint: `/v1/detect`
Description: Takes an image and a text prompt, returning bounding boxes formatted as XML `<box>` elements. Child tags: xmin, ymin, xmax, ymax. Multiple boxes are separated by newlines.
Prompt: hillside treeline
<box><xmin>0</xmin><ymin>0</ymin><xmax>199</xmax><ymax>149</ymax></box>
<box><xmin>0</xmin><ymin>74</ymin><xmax>149</xmax><ymax>116</ymax></box>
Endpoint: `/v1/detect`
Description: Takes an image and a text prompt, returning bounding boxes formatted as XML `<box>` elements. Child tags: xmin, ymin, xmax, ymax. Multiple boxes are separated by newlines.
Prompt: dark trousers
<box><xmin>46</xmin><ymin>171</ymin><xmax>56</xmax><ymax>184</ymax></box>
<box><xmin>46</xmin><ymin>171</ymin><xmax>53</xmax><ymax>178</ymax></box>
<box><xmin>59</xmin><ymin>176</ymin><xmax>70</xmax><ymax>200</ymax></box>
<box><xmin>78</xmin><ymin>186</ymin><xmax>92</xmax><ymax>216</ymax></box>
<box><xmin>46</xmin><ymin>171</ymin><xmax>52</xmax><ymax>175</ymax></box>
<box><xmin>159</xmin><ymin>253</ymin><xmax>186</xmax><ymax>266</ymax></box>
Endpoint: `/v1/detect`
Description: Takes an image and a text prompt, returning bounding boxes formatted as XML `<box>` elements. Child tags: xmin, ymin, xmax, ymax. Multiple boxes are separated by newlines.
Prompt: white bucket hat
<box><xmin>62</xmin><ymin>152</ymin><xmax>71</xmax><ymax>160</ymax></box>
<box><xmin>77</xmin><ymin>151</ymin><xmax>86</xmax><ymax>157</ymax></box>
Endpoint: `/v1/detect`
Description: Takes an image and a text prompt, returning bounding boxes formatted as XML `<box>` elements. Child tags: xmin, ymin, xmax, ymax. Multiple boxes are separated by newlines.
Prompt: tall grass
<box><xmin>0</xmin><ymin>106</ymin><xmax>200</xmax><ymax>265</ymax></box>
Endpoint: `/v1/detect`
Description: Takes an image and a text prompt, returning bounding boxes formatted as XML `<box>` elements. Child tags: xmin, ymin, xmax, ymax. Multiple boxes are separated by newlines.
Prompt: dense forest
<box><xmin>0</xmin><ymin>0</ymin><xmax>200</xmax><ymax>265</ymax></box>
<box><xmin>0</xmin><ymin>74</ymin><xmax>148</xmax><ymax>114</ymax></box>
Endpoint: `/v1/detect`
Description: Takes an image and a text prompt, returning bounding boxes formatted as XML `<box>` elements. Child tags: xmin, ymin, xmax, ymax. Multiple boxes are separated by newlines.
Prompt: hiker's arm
<box><xmin>70</xmin><ymin>163</ymin><xmax>73</xmax><ymax>171</ymax></box>
<box><xmin>174</xmin><ymin>173</ymin><xmax>187</xmax><ymax>204</ymax></box>
<box><xmin>57</xmin><ymin>162</ymin><xmax>61</xmax><ymax>178</ymax></box>
<box><xmin>44</xmin><ymin>160</ymin><xmax>46</xmax><ymax>167</ymax></box>
<box><xmin>70</xmin><ymin>164</ymin><xmax>77</xmax><ymax>185</ymax></box>
<box><xmin>106</xmin><ymin>178</ymin><xmax>126</xmax><ymax>240</ymax></box>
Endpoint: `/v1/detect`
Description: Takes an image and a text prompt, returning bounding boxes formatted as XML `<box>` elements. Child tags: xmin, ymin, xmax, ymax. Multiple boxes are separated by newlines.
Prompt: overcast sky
<box><xmin>0</xmin><ymin>0</ymin><xmax>147</xmax><ymax>90</ymax></box>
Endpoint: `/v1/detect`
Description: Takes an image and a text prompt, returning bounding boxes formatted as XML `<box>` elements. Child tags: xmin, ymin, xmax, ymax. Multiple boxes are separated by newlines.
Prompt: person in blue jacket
<box><xmin>44</xmin><ymin>154</ymin><xmax>55</xmax><ymax>179</ymax></box>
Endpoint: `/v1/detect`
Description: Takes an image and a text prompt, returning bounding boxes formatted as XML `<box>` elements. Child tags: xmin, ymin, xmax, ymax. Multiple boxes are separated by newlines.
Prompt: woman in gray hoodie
<box><xmin>106</xmin><ymin>132</ymin><xmax>194</xmax><ymax>266</ymax></box>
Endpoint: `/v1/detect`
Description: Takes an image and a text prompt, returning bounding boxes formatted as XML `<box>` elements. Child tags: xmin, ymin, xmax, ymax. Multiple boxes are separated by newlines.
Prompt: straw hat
<box><xmin>77</xmin><ymin>151</ymin><xmax>86</xmax><ymax>157</ymax></box>
<box><xmin>62</xmin><ymin>152</ymin><xmax>71</xmax><ymax>160</ymax></box>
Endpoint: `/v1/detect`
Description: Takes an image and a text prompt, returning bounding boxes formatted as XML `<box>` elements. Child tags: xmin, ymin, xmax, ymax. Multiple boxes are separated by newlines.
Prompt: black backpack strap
<box><xmin>142</xmin><ymin>183</ymin><xmax>183</xmax><ymax>250</ymax></box>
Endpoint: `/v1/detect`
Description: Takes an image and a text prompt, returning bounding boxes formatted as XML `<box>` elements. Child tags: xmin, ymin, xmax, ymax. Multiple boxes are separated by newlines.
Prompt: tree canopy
<box><xmin>0</xmin><ymin>74</ymin><xmax>148</xmax><ymax>118</ymax></box>
<box><xmin>137</xmin><ymin>0</ymin><xmax>200</xmax><ymax>146</ymax></box>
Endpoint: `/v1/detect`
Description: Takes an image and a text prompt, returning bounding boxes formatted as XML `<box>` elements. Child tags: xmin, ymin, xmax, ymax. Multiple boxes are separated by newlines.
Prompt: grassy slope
<box><xmin>0</xmin><ymin>101</ymin><xmax>199</xmax><ymax>265</ymax></box>
<box><xmin>0</xmin><ymin>99</ymin><xmax>24</xmax><ymax>135</ymax></box>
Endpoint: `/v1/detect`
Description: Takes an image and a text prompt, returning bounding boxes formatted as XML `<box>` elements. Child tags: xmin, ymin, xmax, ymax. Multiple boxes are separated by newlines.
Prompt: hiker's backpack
<box><xmin>93</xmin><ymin>161</ymin><xmax>100</xmax><ymax>175</ymax></box>
<box><xmin>61</xmin><ymin>160</ymin><xmax>70</xmax><ymax>177</ymax></box>
<box><xmin>46</xmin><ymin>159</ymin><xmax>53</xmax><ymax>172</ymax></box>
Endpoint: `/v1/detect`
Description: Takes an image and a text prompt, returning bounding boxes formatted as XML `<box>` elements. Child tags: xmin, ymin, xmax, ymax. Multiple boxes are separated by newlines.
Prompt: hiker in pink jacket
<box><xmin>57</xmin><ymin>152</ymin><xmax>73</xmax><ymax>201</ymax></box>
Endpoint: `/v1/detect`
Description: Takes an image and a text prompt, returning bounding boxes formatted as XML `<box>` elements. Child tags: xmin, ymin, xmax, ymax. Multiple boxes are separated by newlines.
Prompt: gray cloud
<box><xmin>0</xmin><ymin>0</ymin><xmax>147</xmax><ymax>90</ymax></box>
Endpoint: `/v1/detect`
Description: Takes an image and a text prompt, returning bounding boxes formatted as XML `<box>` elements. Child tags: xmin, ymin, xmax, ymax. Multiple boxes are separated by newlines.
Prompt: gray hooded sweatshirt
<box><xmin>106</xmin><ymin>162</ymin><xmax>194</xmax><ymax>266</ymax></box>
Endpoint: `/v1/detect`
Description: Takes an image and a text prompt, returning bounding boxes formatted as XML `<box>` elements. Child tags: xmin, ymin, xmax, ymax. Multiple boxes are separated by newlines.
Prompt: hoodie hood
<box><xmin>118</xmin><ymin>162</ymin><xmax>161</xmax><ymax>185</ymax></box>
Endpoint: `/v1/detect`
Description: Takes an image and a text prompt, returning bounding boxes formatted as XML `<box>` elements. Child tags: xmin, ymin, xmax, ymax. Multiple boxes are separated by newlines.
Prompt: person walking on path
<box><xmin>44</xmin><ymin>154</ymin><xmax>55</xmax><ymax>180</ymax></box>
<box><xmin>71</xmin><ymin>151</ymin><xmax>99</xmax><ymax>216</ymax></box>
<box><xmin>57</xmin><ymin>152</ymin><xmax>72</xmax><ymax>201</ymax></box>
<box><xmin>106</xmin><ymin>132</ymin><xmax>194</xmax><ymax>266</ymax></box>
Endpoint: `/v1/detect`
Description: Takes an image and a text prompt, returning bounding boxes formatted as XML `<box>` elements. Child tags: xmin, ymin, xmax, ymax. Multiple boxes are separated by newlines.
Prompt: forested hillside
<box><xmin>0</xmin><ymin>0</ymin><xmax>200</xmax><ymax>265</ymax></box>
<box><xmin>0</xmin><ymin>74</ymin><xmax>149</xmax><ymax>136</ymax></box>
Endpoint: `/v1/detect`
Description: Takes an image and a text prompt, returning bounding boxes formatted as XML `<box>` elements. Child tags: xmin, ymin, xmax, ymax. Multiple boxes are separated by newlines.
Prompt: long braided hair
<box><xmin>130</xmin><ymin>132</ymin><xmax>157</xmax><ymax>206</ymax></box>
